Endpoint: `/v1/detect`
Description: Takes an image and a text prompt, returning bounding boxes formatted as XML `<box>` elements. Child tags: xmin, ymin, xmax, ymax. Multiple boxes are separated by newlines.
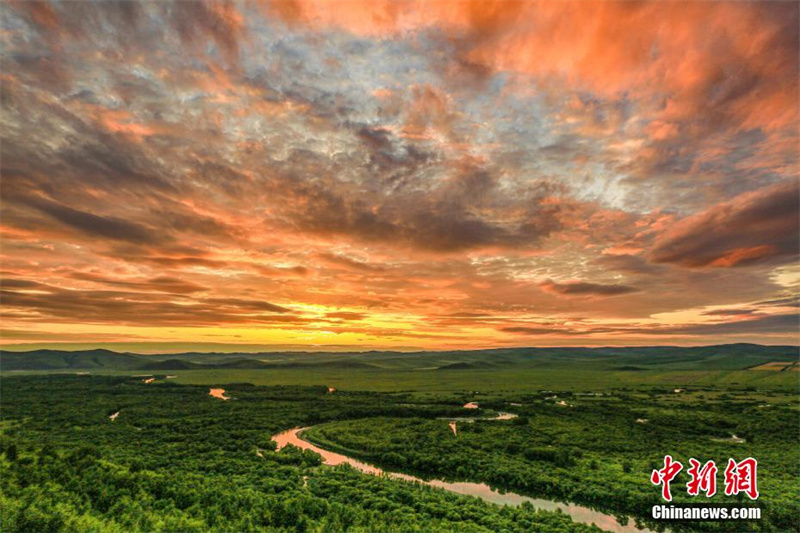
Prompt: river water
<box><xmin>272</xmin><ymin>426</ymin><xmax>654</xmax><ymax>533</ymax></box>
<box><xmin>209</xmin><ymin>388</ymin><xmax>230</xmax><ymax>400</ymax></box>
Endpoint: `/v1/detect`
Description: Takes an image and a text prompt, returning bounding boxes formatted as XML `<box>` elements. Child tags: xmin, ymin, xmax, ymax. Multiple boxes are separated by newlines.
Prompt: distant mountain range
<box><xmin>0</xmin><ymin>344</ymin><xmax>797</xmax><ymax>372</ymax></box>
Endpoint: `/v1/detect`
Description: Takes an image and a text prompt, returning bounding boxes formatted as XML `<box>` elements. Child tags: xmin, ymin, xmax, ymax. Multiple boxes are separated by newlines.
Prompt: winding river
<box><xmin>272</xmin><ymin>419</ymin><xmax>654</xmax><ymax>533</ymax></box>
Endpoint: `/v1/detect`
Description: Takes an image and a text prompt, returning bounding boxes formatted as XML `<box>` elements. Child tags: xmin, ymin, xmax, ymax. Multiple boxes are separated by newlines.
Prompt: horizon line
<box><xmin>1</xmin><ymin>341</ymin><xmax>797</xmax><ymax>356</ymax></box>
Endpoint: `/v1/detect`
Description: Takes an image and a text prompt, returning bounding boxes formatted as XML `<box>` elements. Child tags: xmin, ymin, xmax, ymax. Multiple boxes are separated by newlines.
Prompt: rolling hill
<box><xmin>1</xmin><ymin>343</ymin><xmax>796</xmax><ymax>372</ymax></box>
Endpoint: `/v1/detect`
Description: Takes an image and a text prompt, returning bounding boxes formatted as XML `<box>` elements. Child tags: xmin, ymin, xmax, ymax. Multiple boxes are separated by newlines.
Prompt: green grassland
<box><xmin>148</xmin><ymin>367</ymin><xmax>799</xmax><ymax>394</ymax></box>
<box><xmin>3</xmin><ymin>344</ymin><xmax>798</xmax><ymax>394</ymax></box>
<box><xmin>2</xmin><ymin>344</ymin><xmax>797</xmax><ymax>372</ymax></box>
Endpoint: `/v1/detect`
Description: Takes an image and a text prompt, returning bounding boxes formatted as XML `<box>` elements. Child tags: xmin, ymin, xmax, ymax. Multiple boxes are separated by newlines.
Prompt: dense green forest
<box><xmin>0</xmin><ymin>375</ymin><xmax>602</xmax><ymax>532</ymax></box>
<box><xmin>1</xmin><ymin>347</ymin><xmax>798</xmax><ymax>532</ymax></box>
<box><xmin>304</xmin><ymin>388</ymin><xmax>799</xmax><ymax>531</ymax></box>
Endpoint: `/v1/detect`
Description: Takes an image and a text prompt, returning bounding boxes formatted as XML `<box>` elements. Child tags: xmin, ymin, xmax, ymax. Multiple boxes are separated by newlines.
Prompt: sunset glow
<box><xmin>1</xmin><ymin>0</ymin><xmax>798</xmax><ymax>352</ymax></box>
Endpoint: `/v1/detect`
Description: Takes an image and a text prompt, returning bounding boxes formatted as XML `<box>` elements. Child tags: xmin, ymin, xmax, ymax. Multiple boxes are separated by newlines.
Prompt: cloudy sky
<box><xmin>0</xmin><ymin>0</ymin><xmax>798</xmax><ymax>352</ymax></box>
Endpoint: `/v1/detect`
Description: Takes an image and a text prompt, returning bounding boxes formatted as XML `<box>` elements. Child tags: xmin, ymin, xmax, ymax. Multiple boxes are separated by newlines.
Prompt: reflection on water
<box><xmin>273</xmin><ymin>427</ymin><xmax>654</xmax><ymax>533</ymax></box>
<box><xmin>209</xmin><ymin>388</ymin><xmax>230</xmax><ymax>400</ymax></box>
<box><xmin>439</xmin><ymin>412</ymin><xmax>518</xmax><ymax>422</ymax></box>
<box><xmin>275</xmin><ymin>427</ymin><xmax>384</xmax><ymax>475</ymax></box>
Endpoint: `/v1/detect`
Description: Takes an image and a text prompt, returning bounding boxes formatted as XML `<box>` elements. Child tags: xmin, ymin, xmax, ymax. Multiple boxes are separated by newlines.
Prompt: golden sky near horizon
<box><xmin>0</xmin><ymin>0</ymin><xmax>798</xmax><ymax>352</ymax></box>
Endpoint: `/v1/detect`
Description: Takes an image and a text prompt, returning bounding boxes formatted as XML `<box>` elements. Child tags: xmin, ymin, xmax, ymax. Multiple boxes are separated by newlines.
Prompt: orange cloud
<box><xmin>1</xmin><ymin>0</ymin><xmax>797</xmax><ymax>349</ymax></box>
<box><xmin>269</xmin><ymin>0</ymin><xmax>798</xmax><ymax>133</ymax></box>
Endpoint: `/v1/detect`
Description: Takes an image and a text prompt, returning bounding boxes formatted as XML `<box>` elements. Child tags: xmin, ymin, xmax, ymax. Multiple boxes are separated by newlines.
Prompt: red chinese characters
<box><xmin>651</xmin><ymin>455</ymin><xmax>683</xmax><ymax>501</ymax></box>
<box><xmin>724</xmin><ymin>457</ymin><xmax>759</xmax><ymax>500</ymax></box>
<box><xmin>686</xmin><ymin>458</ymin><xmax>718</xmax><ymax>497</ymax></box>
<box><xmin>652</xmin><ymin>456</ymin><xmax>759</xmax><ymax>501</ymax></box>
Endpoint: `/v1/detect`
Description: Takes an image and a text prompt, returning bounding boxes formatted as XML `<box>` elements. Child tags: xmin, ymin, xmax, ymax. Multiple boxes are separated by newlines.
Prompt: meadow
<box><xmin>144</xmin><ymin>367</ymin><xmax>799</xmax><ymax>393</ymax></box>
<box><xmin>3</xmin><ymin>344</ymin><xmax>798</xmax><ymax>393</ymax></box>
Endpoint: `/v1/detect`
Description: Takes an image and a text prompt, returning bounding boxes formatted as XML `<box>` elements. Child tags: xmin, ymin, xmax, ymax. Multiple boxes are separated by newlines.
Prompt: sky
<box><xmin>0</xmin><ymin>0</ymin><xmax>798</xmax><ymax>353</ymax></box>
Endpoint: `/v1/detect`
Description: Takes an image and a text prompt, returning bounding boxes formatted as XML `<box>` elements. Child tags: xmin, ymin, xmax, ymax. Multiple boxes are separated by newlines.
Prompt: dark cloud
<box><xmin>0</xmin><ymin>329</ymin><xmax>145</xmax><ymax>342</ymax></box>
<box><xmin>252</xmin><ymin>264</ymin><xmax>310</xmax><ymax>277</ymax></box>
<box><xmin>702</xmin><ymin>309</ymin><xmax>756</xmax><ymax>317</ymax></box>
<box><xmin>19</xmin><ymin>196</ymin><xmax>165</xmax><ymax>246</ymax></box>
<box><xmin>594</xmin><ymin>254</ymin><xmax>663</xmax><ymax>275</ymax></box>
<box><xmin>148</xmin><ymin>208</ymin><xmax>239</xmax><ymax>241</ymax></box>
<box><xmin>355</xmin><ymin>126</ymin><xmax>394</xmax><ymax>151</ymax></box>
<box><xmin>756</xmin><ymin>296</ymin><xmax>800</xmax><ymax>309</ymax></box>
<box><xmin>650</xmin><ymin>180</ymin><xmax>799</xmax><ymax>268</ymax></box>
<box><xmin>648</xmin><ymin>313</ymin><xmax>799</xmax><ymax>336</ymax></box>
<box><xmin>202</xmin><ymin>298</ymin><xmax>292</xmax><ymax>314</ymax></box>
<box><xmin>317</xmin><ymin>253</ymin><xmax>385</xmax><ymax>272</ymax></box>
<box><xmin>499</xmin><ymin>313</ymin><xmax>800</xmax><ymax>338</ymax></box>
<box><xmin>539</xmin><ymin>279</ymin><xmax>640</xmax><ymax>297</ymax></box>
<box><xmin>8</xmin><ymin>1</ymin><xmax>240</xmax><ymax>66</ymax></box>
<box><xmin>0</xmin><ymin>279</ymin><xmax>43</xmax><ymax>289</ymax></box>
<box><xmin>170</xmin><ymin>2</ymin><xmax>244</xmax><ymax>64</ymax></box>
<box><xmin>278</xmin><ymin>172</ymin><xmax>568</xmax><ymax>253</ymax></box>
<box><xmin>0</xmin><ymin>285</ymin><xmax>295</xmax><ymax>327</ymax></box>
<box><xmin>500</xmin><ymin>326</ymin><xmax>573</xmax><ymax>336</ymax></box>
<box><xmin>125</xmin><ymin>255</ymin><xmax>231</xmax><ymax>269</ymax></box>
<box><xmin>1</xmin><ymin>82</ymin><xmax>176</xmax><ymax>195</ymax></box>
<box><xmin>68</xmin><ymin>273</ymin><xmax>206</xmax><ymax>295</ymax></box>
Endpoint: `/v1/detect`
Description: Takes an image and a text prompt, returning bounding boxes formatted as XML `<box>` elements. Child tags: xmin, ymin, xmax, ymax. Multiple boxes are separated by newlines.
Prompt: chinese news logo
<box><xmin>650</xmin><ymin>455</ymin><xmax>759</xmax><ymax>501</ymax></box>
